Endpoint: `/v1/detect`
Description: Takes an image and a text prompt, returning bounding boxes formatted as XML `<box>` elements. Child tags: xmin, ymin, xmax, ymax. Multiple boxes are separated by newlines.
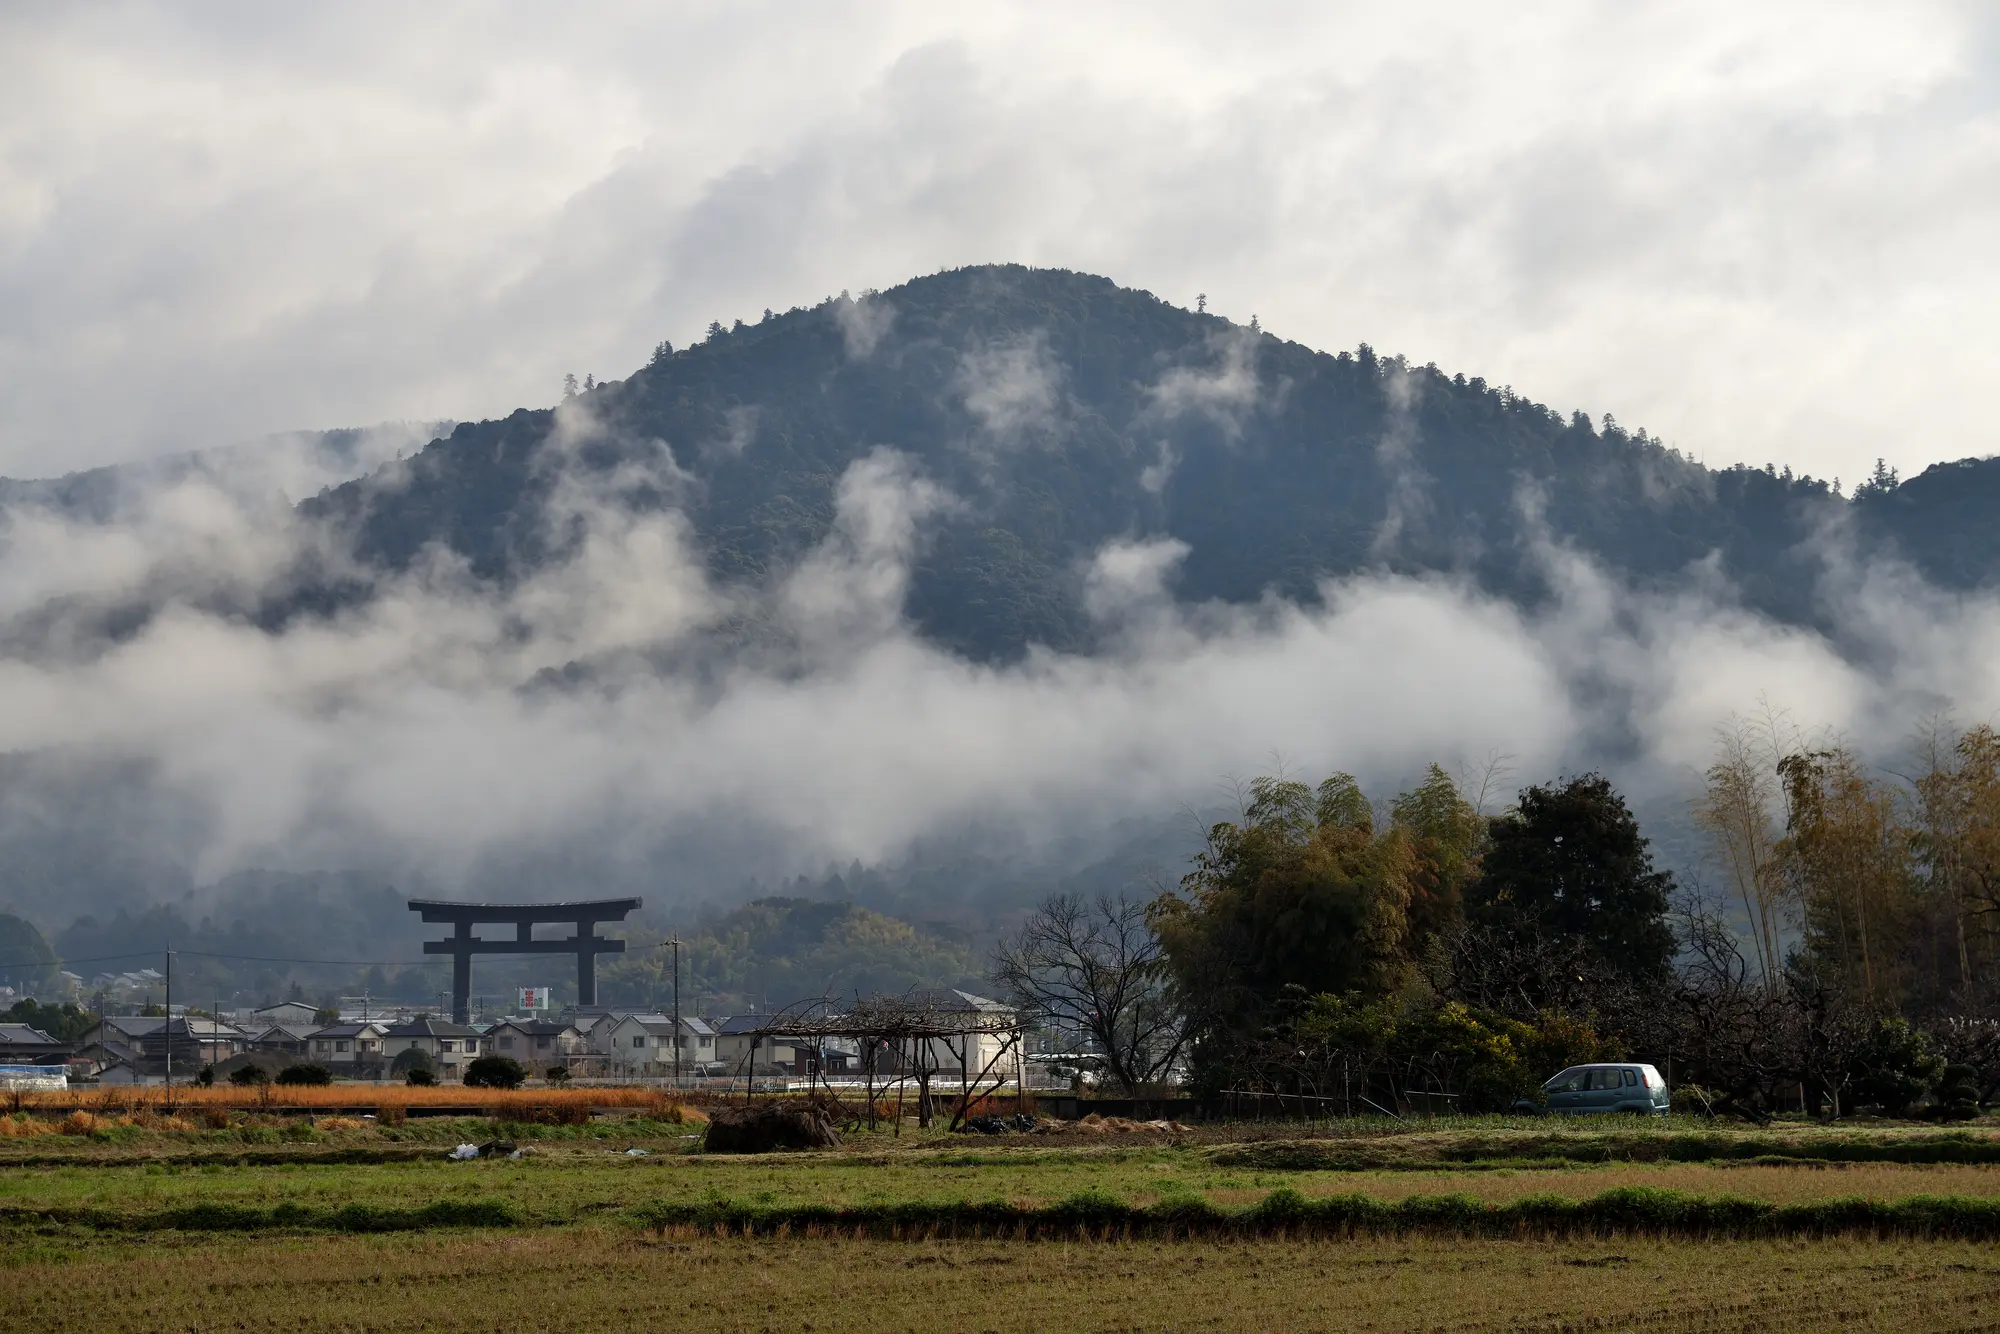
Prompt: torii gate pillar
<box><xmin>408</xmin><ymin>898</ymin><xmax>642</xmax><ymax>1023</ymax></box>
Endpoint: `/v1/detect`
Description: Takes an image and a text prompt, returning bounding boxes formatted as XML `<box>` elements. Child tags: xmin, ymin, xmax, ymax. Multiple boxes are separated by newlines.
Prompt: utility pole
<box><xmin>163</xmin><ymin>944</ymin><xmax>172</xmax><ymax>1091</ymax></box>
<box><xmin>671</xmin><ymin>937</ymin><xmax>685</xmax><ymax>1083</ymax></box>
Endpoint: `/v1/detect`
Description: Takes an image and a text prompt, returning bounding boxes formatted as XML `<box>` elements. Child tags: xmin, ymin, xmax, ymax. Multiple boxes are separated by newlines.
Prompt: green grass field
<box><xmin>9</xmin><ymin>1115</ymin><xmax>2000</xmax><ymax>1330</ymax></box>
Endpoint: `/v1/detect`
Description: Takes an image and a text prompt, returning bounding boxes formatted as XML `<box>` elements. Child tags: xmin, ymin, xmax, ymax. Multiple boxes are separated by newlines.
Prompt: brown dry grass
<box><xmin>3</xmin><ymin>1228</ymin><xmax>1996</xmax><ymax>1332</ymax></box>
<box><xmin>15</xmin><ymin>1085</ymin><xmax>704</xmax><ymax>1118</ymax></box>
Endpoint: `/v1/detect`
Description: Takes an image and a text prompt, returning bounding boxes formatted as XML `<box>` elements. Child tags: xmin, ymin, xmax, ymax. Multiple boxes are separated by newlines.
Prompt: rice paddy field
<box><xmin>8</xmin><ymin>1110</ymin><xmax>2000</xmax><ymax>1330</ymax></box>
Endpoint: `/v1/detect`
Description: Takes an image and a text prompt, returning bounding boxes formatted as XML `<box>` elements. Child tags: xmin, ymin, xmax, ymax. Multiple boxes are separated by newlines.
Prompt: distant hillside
<box><xmin>598</xmin><ymin>896</ymin><xmax>984</xmax><ymax>1014</ymax></box>
<box><xmin>290</xmin><ymin>265</ymin><xmax>1999</xmax><ymax>660</ymax></box>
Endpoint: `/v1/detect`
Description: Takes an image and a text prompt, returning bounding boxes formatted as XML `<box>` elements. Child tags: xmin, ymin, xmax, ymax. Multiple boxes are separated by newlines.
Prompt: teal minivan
<box><xmin>1522</xmin><ymin>1063</ymin><xmax>1670</xmax><ymax>1115</ymax></box>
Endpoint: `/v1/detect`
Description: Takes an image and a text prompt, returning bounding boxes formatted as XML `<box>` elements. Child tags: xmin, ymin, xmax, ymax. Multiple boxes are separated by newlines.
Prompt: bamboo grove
<box><xmin>1101</xmin><ymin>713</ymin><xmax>2000</xmax><ymax>1121</ymax></box>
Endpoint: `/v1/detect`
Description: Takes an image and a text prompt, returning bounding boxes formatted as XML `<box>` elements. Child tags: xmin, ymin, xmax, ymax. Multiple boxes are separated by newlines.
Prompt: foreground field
<box><xmin>11</xmin><ymin>1119</ymin><xmax>2000</xmax><ymax>1330</ymax></box>
<box><xmin>5</xmin><ymin>1229</ymin><xmax>1998</xmax><ymax>1333</ymax></box>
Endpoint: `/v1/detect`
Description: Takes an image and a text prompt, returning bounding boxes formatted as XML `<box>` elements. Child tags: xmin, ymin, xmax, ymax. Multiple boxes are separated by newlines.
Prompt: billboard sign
<box><xmin>518</xmin><ymin>987</ymin><xmax>552</xmax><ymax>1012</ymax></box>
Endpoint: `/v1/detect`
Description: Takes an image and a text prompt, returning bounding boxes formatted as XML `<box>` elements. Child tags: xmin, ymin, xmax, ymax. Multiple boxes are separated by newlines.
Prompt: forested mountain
<box><xmin>1</xmin><ymin>264</ymin><xmax>1995</xmax><ymax>997</ymax></box>
<box><xmin>288</xmin><ymin>264</ymin><xmax>1996</xmax><ymax>659</ymax></box>
<box><xmin>599</xmin><ymin>896</ymin><xmax>984</xmax><ymax>1015</ymax></box>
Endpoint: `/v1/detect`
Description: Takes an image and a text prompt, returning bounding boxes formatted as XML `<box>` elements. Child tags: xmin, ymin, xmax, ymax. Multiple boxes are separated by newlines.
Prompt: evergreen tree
<box><xmin>1467</xmin><ymin>774</ymin><xmax>1675</xmax><ymax>980</ymax></box>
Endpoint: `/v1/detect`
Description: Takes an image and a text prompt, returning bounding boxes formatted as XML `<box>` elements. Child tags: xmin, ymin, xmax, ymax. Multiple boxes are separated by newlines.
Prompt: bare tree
<box><xmin>992</xmin><ymin>893</ymin><xmax>1188</xmax><ymax>1095</ymax></box>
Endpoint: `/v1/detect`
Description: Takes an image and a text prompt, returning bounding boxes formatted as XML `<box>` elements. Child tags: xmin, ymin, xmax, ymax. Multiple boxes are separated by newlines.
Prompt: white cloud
<box><xmin>0</xmin><ymin>439</ymin><xmax>1996</xmax><ymax>914</ymax></box>
<box><xmin>955</xmin><ymin>333</ymin><xmax>1063</xmax><ymax>444</ymax></box>
<box><xmin>2</xmin><ymin>3</ymin><xmax>1995</xmax><ymax>485</ymax></box>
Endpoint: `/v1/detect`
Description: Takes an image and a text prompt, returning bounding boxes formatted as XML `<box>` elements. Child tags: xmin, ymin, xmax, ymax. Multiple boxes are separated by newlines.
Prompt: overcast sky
<box><xmin>3</xmin><ymin>2</ymin><xmax>1996</xmax><ymax>485</ymax></box>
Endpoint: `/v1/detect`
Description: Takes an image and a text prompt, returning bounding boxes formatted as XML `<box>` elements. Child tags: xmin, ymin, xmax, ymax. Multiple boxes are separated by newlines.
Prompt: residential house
<box><xmin>579</xmin><ymin>1009</ymin><xmax>636</xmax><ymax>1055</ymax></box>
<box><xmin>902</xmin><ymin>990</ymin><xmax>1019</xmax><ymax>1082</ymax></box>
<box><xmin>251</xmin><ymin>1001</ymin><xmax>322</xmax><ymax>1029</ymax></box>
<box><xmin>380</xmin><ymin>1017</ymin><xmax>484</xmax><ymax>1079</ymax></box>
<box><xmin>77</xmin><ymin>1016</ymin><xmax>245</xmax><ymax>1077</ymax></box>
<box><xmin>711</xmin><ymin>1014</ymin><xmax>814</xmax><ymax>1076</ymax></box>
<box><xmin>485</xmin><ymin>1018</ymin><xmax>589</xmax><ymax>1071</ymax></box>
<box><xmin>308</xmin><ymin>1021</ymin><xmax>388</xmax><ymax>1076</ymax></box>
<box><xmin>602</xmin><ymin>1014</ymin><xmax>719</xmax><ymax>1077</ymax></box>
<box><xmin>0</xmin><ymin>1023</ymin><xmax>67</xmax><ymax>1064</ymax></box>
<box><xmin>250</xmin><ymin>1023</ymin><xmax>317</xmax><ymax>1056</ymax></box>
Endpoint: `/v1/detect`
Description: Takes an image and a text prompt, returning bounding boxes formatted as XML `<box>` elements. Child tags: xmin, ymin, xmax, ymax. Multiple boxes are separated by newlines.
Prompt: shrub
<box><xmin>1933</xmin><ymin>1063</ymin><xmax>1981</xmax><ymax>1121</ymax></box>
<box><xmin>544</xmin><ymin>1065</ymin><xmax>571</xmax><ymax>1084</ymax></box>
<box><xmin>60</xmin><ymin>1110</ymin><xmax>103</xmax><ymax>1136</ymax></box>
<box><xmin>391</xmin><ymin>1047</ymin><xmax>436</xmax><ymax>1078</ymax></box>
<box><xmin>463</xmin><ymin>1055</ymin><xmax>528</xmax><ymax>1090</ymax></box>
<box><xmin>228</xmin><ymin>1063</ymin><xmax>272</xmax><ymax>1087</ymax></box>
<box><xmin>194</xmin><ymin>1064</ymin><xmax>215</xmax><ymax>1087</ymax></box>
<box><xmin>404</xmin><ymin>1068</ymin><xmax>437</xmax><ymax>1087</ymax></box>
<box><xmin>1850</xmin><ymin>1018</ymin><xmax>1944</xmax><ymax>1116</ymax></box>
<box><xmin>275</xmin><ymin>1063</ymin><xmax>333</xmax><ymax>1087</ymax></box>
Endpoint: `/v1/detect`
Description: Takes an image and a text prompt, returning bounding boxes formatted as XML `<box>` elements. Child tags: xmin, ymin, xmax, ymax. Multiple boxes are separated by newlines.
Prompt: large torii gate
<box><xmin>407</xmin><ymin>898</ymin><xmax>641</xmax><ymax>1023</ymax></box>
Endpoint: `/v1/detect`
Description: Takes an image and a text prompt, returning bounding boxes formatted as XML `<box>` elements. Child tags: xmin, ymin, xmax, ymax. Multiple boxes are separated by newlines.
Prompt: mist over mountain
<box><xmin>1</xmin><ymin>265</ymin><xmax>1997</xmax><ymax>995</ymax></box>
<box><xmin>300</xmin><ymin>265</ymin><xmax>2000</xmax><ymax>660</ymax></box>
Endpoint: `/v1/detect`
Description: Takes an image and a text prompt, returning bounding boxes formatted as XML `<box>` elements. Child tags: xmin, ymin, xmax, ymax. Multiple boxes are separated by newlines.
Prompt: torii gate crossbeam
<box><xmin>407</xmin><ymin>898</ymin><xmax>641</xmax><ymax>1023</ymax></box>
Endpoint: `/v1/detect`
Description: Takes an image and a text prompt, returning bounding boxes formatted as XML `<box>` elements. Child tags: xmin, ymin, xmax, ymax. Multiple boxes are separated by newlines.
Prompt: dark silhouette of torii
<box><xmin>408</xmin><ymin>898</ymin><xmax>641</xmax><ymax>1023</ymax></box>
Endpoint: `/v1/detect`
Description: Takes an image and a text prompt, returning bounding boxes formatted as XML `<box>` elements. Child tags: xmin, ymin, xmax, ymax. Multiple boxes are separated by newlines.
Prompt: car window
<box><xmin>1587</xmin><ymin>1068</ymin><xmax>1620</xmax><ymax>1091</ymax></box>
<box><xmin>1546</xmin><ymin>1069</ymin><xmax>1585</xmax><ymax>1092</ymax></box>
<box><xmin>1622</xmin><ymin>1069</ymin><xmax>1638</xmax><ymax>1087</ymax></box>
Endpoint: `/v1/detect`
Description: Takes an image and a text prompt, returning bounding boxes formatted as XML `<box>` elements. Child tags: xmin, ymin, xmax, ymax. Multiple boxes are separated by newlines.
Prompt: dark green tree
<box><xmin>274</xmin><ymin>1063</ymin><xmax>332</xmax><ymax>1086</ymax></box>
<box><xmin>1466</xmin><ymin>774</ymin><xmax>1675</xmax><ymax>981</ymax></box>
<box><xmin>0</xmin><ymin>913</ymin><xmax>58</xmax><ymax>992</ymax></box>
<box><xmin>3</xmin><ymin>998</ymin><xmax>92</xmax><ymax>1044</ymax></box>
<box><xmin>463</xmin><ymin>1055</ymin><xmax>527</xmax><ymax>1089</ymax></box>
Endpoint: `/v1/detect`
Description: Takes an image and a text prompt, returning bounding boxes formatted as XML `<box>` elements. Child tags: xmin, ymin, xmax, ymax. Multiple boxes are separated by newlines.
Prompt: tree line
<box><xmin>998</xmin><ymin>714</ymin><xmax>2000</xmax><ymax>1120</ymax></box>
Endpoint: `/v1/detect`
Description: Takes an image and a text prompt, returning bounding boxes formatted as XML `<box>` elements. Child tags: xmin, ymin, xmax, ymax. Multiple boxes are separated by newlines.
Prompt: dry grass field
<box><xmin>12</xmin><ymin>1141</ymin><xmax>2000</xmax><ymax>1223</ymax></box>
<box><xmin>4</xmin><ymin>1228</ymin><xmax>1998</xmax><ymax>1333</ymax></box>
<box><xmin>12</xmin><ymin>1084</ymin><xmax>696</xmax><ymax>1115</ymax></box>
<box><xmin>10</xmin><ymin>1117</ymin><xmax>2000</xmax><ymax>1329</ymax></box>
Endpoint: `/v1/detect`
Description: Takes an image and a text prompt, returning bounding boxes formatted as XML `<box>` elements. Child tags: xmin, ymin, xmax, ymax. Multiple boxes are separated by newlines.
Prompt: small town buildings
<box><xmin>77</xmin><ymin>1016</ymin><xmax>245</xmax><ymax>1077</ymax></box>
<box><xmin>380</xmin><ymin>1017</ymin><xmax>484</xmax><ymax>1078</ymax></box>
<box><xmin>308</xmin><ymin>1021</ymin><xmax>388</xmax><ymax>1076</ymax></box>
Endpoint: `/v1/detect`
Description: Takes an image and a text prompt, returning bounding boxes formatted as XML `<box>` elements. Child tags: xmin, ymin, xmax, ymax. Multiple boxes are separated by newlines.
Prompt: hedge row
<box><xmin>1215</xmin><ymin>1134</ymin><xmax>2000</xmax><ymax>1171</ymax></box>
<box><xmin>627</xmin><ymin>1187</ymin><xmax>2000</xmax><ymax>1241</ymax></box>
<box><xmin>14</xmin><ymin>1187</ymin><xmax>2000</xmax><ymax>1239</ymax></box>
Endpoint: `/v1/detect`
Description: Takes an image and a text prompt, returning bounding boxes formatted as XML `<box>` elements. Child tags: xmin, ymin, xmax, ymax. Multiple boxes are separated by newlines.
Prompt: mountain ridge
<box><xmin>285</xmin><ymin>264</ymin><xmax>1997</xmax><ymax>662</ymax></box>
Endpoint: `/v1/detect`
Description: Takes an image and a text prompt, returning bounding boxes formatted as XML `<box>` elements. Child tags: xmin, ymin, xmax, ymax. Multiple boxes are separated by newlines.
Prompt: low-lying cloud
<box><xmin>1</xmin><ymin>415</ymin><xmax>1996</xmax><ymax>932</ymax></box>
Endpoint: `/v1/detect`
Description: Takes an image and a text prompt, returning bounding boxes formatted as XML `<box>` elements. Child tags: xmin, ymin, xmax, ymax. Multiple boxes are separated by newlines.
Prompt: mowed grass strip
<box><xmin>1197</xmin><ymin>1162</ymin><xmax>2000</xmax><ymax>1208</ymax></box>
<box><xmin>1211</xmin><ymin>1128</ymin><xmax>2000</xmax><ymax>1170</ymax></box>
<box><xmin>6</xmin><ymin>1229</ymin><xmax>2000</xmax><ymax>1333</ymax></box>
<box><xmin>12</xmin><ymin>1151</ymin><xmax>2000</xmax><ymax>1221</ymax></box>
